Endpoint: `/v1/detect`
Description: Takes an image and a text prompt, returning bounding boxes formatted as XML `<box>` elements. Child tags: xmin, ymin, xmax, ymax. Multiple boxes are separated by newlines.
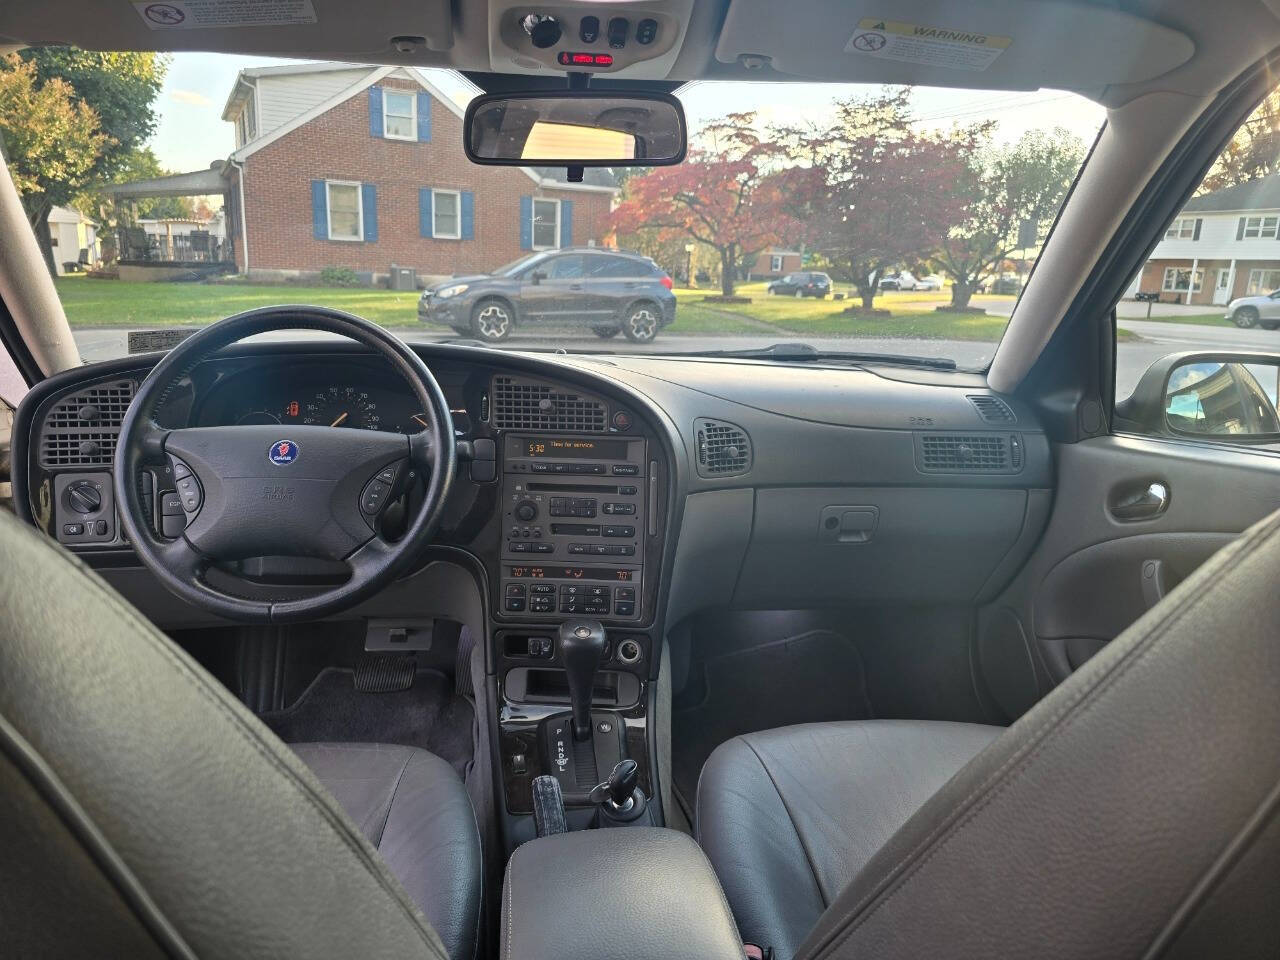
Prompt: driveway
<box><xmin>70</xmin><ymin>315</ymin><xmax>1275</xmax><ymax>401</ymax></box>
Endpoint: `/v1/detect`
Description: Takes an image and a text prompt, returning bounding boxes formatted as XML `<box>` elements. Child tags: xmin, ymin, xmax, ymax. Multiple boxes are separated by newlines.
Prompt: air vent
<box><xmin>40</xmin><ymin>380</ymin><xmax>136</xmax><ymax>468</ymax></box>
<box><xmin>967</xmin><ymin>395</ymin><xmax>1017</xmax><ymax>424</ymax></box>
<box><xmin>492</xmin><ymin>375</ymin><xmax>607</xmax><ymax>432</ymax></box>
<box><xmin>917</xmin><ymin>433</ymin><xmax>1022</xmax><ymax>474</ymax></box>
<box><xmin>695</xmin><ymin>418</ymin><xmax>752</xmax><ymax>477</ymax></box>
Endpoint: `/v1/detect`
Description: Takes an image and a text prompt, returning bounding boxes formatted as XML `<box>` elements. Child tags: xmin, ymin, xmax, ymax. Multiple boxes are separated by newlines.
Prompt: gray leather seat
<box><xmin>0</xmin><ymin>509</ymin><xmax>480</xmax><ymax>959</ymax></box>
<box><xmin>697</xmin><ymin>720</ymin><xmax>1001</xmax><ymax>958</ymax></box>
<box><xmin>697</xmin><ymin>507</ymin><xmax>1280</xmax><ymax>959</ymax></box>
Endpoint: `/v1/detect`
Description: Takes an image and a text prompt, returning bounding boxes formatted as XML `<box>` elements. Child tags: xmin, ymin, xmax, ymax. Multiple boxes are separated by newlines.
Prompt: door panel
<box><xmin>980</xmin><ymin>434</ymin><xmax>1280</xmax><ymax>717</ymax></box>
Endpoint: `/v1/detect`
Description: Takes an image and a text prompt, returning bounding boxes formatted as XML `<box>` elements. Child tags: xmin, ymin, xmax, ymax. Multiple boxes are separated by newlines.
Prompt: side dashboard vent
<box><xmin>967</xmin><ymin>394</ymin><xmax>1017</xmax><ymax>424</ymax></box>
<box><xmin>492</xmin><ymin>375</ymin><xmax>607</xmax><ymax>432</ymax></box>
<box><xmin>40</xmin><ymin>380</ymin><xmax>136</xmax><ymax>468</ymax></box>
<box><xmin>916</xmin><ymin>432</ymin><xmax>1022</xmax><ymax>474</ymax></box>
<box><xmin>695</xmin><ymin>418</ymin><xmax>752</xmax><ymax>477</ymax></box>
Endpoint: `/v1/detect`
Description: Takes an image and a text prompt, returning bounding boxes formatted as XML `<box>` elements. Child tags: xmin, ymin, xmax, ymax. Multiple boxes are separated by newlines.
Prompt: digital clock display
<box><xmin>508</xmin><ymin>565</ymin><xmax>634</xmax><ymax>581</ymax></box>
<box><xmin>524</xmin><ymin>437</ymin><xmax>628</xmax><ymax>459</ymax></box>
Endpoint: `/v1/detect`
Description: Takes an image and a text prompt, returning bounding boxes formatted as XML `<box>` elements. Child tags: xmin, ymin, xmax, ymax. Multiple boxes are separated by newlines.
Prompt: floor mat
<box><xmin>671</xmin><ymin>629</ymin><xmax>872</xmax><ymax>821</ymax></box>
<box><xmin>261</xmin><ymin>666</ymin><xmax>475</xmax><ymax>780</ymax></box>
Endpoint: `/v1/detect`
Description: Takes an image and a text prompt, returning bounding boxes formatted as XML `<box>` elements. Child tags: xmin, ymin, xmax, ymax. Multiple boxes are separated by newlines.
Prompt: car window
<box><xmin>586</xmin><ymin>256</ymin><xmax>644</xmax><ymax>278</ymax></box>
<box><xmin>543</xmin><ymin>255</ymin><xmax>585</xmax><ymax>280</ymax></box>
<box><xmin>8</xmin><ymin>50</ymin><xmax>1100</xmax><ymax>365</ymax></box>
<box><xmin>1117</xmin><ymin>80</ymin><xmax>1280</xmax><ymax>441</ymax></box>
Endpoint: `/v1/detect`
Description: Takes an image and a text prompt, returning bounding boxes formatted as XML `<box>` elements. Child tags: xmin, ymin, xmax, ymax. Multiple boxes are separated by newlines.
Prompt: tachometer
<box><xmin>302</xmin><ymin>385</ymin><xmax>382</xmax><ymax>430</ymax></box>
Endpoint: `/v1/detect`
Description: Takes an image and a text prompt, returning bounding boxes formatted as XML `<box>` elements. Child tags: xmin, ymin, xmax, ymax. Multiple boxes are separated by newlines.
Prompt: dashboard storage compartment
<box><xmin>500</xmin><ymin>828</ymin><xmax>743</xmax><ymax>960</ymax></box>
<box><xmin>736</xmin><ymin>487</ymin><xmax>1028</xmax><ymax>605</ymax></box>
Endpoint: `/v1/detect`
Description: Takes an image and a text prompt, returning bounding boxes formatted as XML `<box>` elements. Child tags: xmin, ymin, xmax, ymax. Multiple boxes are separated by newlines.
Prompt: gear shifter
<box><xmin>559</xmin><ymin>619</ymin><xmax>606</xmax><ymax>741</ymax></box>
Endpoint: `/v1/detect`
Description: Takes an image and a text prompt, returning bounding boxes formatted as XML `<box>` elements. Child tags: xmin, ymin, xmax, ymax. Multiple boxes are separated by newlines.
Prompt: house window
<box><xmin>532</xmin><ymin>198</ymin><xmax>560</xmax><ymax>250</ymax></box>
<box><xmin>1164</xmin><ymin>217</ymin><xmax>1196</xmax><ymax>240</ymax></box>
<box><xmin>433</xmin><ymin>189</ymin><xmax>460</xmax><ymax>239</ymax></box>
<box><xmin>326</xmin><ymin>181</ymin><xmax>363</xmax><ymax>241</ymax></box>
<box><xmin>383</xmin><ymin>89</ymin><xmax>416</xmax><ymax>140</ymax></box>
<box><xmin>1242</xmin><ymin>215</ymin><xmax>1279</xmax><ymax>239</ymax></box>
<box><xmin>1246</xmin><ymin>268</ymin><xmax>1280</xmax><ymax>295</ymax></box>
<box><xmin>770</xmin><ymin>254</ymin><xmax>783</xmax><ymax>272</ymax></box>
<box><xmin>1162</xmin><ymin>266</ymin><xmax>1203</xmax><ymax>293</ymax></box>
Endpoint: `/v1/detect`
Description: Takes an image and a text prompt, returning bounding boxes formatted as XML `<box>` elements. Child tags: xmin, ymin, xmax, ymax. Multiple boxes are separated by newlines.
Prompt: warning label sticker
<box><xmin>845</xmin><ymin>19</ymin><xmax>1011</xmax><ymax>72</ymax></box>
<box><xmin>132</xmin><ymin>0</ymin><xmax>317</xmax><ymax>30</ymax></box>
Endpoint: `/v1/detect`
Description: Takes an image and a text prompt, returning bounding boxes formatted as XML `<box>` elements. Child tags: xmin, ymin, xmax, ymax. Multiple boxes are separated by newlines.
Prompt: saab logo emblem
<box><xmin>269</xmin><ymin>440</ymin><xmax>299</xmax><ymax>465</ymax></box>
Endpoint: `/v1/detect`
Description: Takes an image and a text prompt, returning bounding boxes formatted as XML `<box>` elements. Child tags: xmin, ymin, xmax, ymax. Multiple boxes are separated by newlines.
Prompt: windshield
<box><xmin>2</xmin><ymin>51</ymin><xmax>1103</xmax><ymax>368</ymax></box>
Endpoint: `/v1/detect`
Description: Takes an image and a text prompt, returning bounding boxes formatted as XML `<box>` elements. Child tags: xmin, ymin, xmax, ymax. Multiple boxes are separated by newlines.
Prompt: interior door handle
<box><xmin>1110</xmin><ymin>481</ymin><xmax>1170</xmax><ymax>521</ymax></box>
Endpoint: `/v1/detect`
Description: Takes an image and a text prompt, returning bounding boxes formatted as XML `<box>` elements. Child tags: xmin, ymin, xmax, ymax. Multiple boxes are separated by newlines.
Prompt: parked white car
<box><xmin>915</xmin><ymin>274</ymin><xmax>945</xmax><ymax>291</ymax></box>
<box><xmin>879</xmin><ymin>270</ymin><xmax>921</xmax><ymax>290</ymax></box>
<box><xmin>1225</xmin><ymin>290</ymin><xmax>1280</xmax><ymax>329</ymax></box>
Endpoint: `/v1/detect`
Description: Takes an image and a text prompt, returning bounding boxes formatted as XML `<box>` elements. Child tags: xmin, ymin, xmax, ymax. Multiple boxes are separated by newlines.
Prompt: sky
<box><xmin>151</xmin><ymin>52</ymin><xmax>1107</xmax><ymax>173</ymax></box>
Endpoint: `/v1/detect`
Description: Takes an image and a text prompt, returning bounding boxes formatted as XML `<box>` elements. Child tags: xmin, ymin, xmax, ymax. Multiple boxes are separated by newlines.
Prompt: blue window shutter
<box><xmin>419</xmin><ymin>188</ymin><xmax>434</xmax><ymax>238</ymax></box>
<box><xmin>520</xmin><ymin>195</ymin><xmax>533</xmax><ymax>250</ymax></box>
<box><xmin>369</xmin><ymin>86</ymin><xmax>383</xmax><ymax>138</ymax></box>
<box><xmin>311</xmin><ymin>180</ymin><xmax>327</xmax><ymax>239</ymax></box>
<box><xmin>416</xmin><ymin>91</ymin><xmax>432</xmax><ymax>142</ymax></box>
<box><xmin>461</xmin><ymin>191</ymin><xmax>475</xmax><ymax>241</ymax></box>
<box><xmin>559</xmin><ymin>199</ymin><xmax>573</xmax><ymax>248</ymax></box>
<box><xmin>362</xmin><ymin>183</ymin><xmax>378</xmax><ymax>242</ymax></box>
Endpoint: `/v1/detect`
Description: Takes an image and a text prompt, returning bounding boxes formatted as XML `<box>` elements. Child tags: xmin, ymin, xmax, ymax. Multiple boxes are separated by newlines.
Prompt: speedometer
<box><xmin>302</xmin><ymin>385</ymin><xmax>382</xmax><ymax>430</ymax></box>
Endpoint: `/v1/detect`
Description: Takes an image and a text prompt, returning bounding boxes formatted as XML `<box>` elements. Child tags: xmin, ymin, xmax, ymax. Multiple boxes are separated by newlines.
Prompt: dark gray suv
<box><xmin>419</xmin><ymin>247</ymin><xmax>676</xmax><ymax>344</ymax></box>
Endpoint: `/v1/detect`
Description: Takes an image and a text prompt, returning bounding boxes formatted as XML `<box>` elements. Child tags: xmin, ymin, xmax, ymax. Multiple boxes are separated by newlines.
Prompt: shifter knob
<box><xmin>559</xmin><ymin>619</ymin><xmax>606</xmax><ymax>741</ymax></box>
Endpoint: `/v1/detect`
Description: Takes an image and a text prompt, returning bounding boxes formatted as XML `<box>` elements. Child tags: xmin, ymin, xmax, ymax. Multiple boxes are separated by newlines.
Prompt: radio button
<box><xmin>532</xmin><ymin>542</ymin><xmax>554</xmax><ymax>553</ymax></box>
<box><xmin>602</xmin><ymin>502</ymin><xmax>635</xmax><ymax>515</ymax></box>
<box><xmin>590</xmin><ymin>545</ymin><xmax>610</xmax><ymax>555</ymax></box>
<box><xmin>510</xmin><ymin>542</ymin><xmax>531</xmax><ymax>552</ymax></box>
<box><xmin>612</xmin><ymin>464</ymin><xmax>639</xmax><ymax>476</ymax></box>
<box><xmin>618</xmin><ymin>485</ymin><xmax>638</xmax><ymax>496</ymax></box>
<box><xmin>531</xmin><ymin>462</ymin><xmax>550</xmax><ymax>473</ymax></box>
<box><xmin>603</xmin><ymin>525</ymin><xmax>635</xmax><ymax>538</ymax></box>
<box><xmin>568</xmin><ymin>543</ymin><xmax>587</xmax><ymax>555</ymax></box>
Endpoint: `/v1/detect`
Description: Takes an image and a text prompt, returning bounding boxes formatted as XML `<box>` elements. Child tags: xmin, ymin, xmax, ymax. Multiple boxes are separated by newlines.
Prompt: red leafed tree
<box><xmin>611</xmin><ymin>113</ymin><xmax>796</xmax><ymax>296</ymax></box>
<box><xmin>777</xmin><ymin>90</ymin><xmax>977</xmax><ymax>310</ymax></box>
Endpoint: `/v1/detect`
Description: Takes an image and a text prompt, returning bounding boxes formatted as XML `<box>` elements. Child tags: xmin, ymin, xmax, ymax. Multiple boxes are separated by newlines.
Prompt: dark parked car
<box><xmin>767</xmin><ymin>271</ymin><xmax>831</xmax><ymax>297</ymax></box>
<box><xmin>419</xmin><ymin>247</ymin><xmax>675</xmax><ymax>343</ymax></box>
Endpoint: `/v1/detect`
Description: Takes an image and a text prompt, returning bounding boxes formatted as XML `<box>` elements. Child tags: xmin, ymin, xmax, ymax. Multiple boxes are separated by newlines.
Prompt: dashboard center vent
<box><xmin>967</xmin><ymin>395</ymin><xmax>1017</xmax><ymax>424</ymax></box>
<box><xmin>492</xmin><ymin>375</ymin><xmax>607</xmax><ymax>432</ymax></box>
<box><xmin>917</xmin><ymin>433</ymin><xmax>1021</xmax><ymax>474</ymax></box>
<box><xmin>40</xmin><ymin>380</ymin><xmax>136</xmax><ymax>468</ymax></box>
<box><xmin>695</xmin><ymin>418</ymin><xmax>752</xmax><ymax>477</ymax></box>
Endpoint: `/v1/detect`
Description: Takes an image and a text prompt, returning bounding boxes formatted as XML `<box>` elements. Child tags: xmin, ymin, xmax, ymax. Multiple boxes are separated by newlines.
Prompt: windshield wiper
<box><xmin>684</xmin><ymin>342</ymin><xmax>957</xmax><ymax>370</ymax></box>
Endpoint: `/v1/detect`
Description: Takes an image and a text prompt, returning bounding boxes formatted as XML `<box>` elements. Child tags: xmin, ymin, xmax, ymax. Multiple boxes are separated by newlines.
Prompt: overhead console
<box><xmin>488</xmin><ymin>0</ymin><xmax>693</xmax><ymax>78</ymax></box>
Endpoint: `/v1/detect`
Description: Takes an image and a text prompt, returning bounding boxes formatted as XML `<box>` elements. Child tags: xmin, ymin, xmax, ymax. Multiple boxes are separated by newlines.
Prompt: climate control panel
<box><xmin>498</xmin><ymin>433</ymin><xmax>650</xmax><ymax>622</ymax></box>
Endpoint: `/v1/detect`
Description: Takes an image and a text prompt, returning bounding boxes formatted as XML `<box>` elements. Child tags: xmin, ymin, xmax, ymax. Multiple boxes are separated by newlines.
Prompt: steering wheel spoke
<box><xmin>157</xmin><ymin>535</ymin><xmax>207</xmax><ymax>581</ymax></box>
<box><xmin>408</xmin><ymin>431</ymin><xmax>436</xmax><ymax>469</ymax></box>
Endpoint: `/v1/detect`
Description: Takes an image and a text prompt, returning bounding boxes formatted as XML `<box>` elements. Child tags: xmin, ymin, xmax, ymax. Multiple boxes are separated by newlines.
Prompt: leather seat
<box><xmin>697</xmin><ymin>507</ymin><xmax>1280</xmax><ymax>959</ymax></box>
<box><xmin>0</xmin><ymin>509</ymin><xmax>480</xmax><ymax>959</ymax></box>
<box><xmin>291</xmin><ymin>743</ymin><xmax>481</xmax><ymax>959</ymax></box>
<box><xmin>697</xmin><ymin>720</ymin><xmax>1001</xmax><ymax>958</ymax></box>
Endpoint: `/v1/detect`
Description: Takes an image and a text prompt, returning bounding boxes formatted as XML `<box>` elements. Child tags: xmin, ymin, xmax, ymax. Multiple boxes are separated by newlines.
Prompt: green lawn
<box><xmin>54</xmin><ymin>275</ymin><xmax>1151</xmax><ymax>342</ymax></box>
<box><xmin>56</xmin><ymin>276</ymin><xmax>423</xmax><ymax>328</ymax></box>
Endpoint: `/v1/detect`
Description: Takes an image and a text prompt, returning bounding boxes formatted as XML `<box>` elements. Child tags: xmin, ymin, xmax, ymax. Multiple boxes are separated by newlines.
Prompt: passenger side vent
<box><xmin>492</xmin><ymin>375</ymin><xmax>608</xmax><ymax>432</ymax></box>
<box><xmin>695</xmin><ymin>418</ymin><xmax>752</xmax><ymax>477</ymax></box>
<box><xmin>967</xmin><ymin>394</ymin><xmax>1017</xmax><ymax>424</ymax></box>
<box><xmin>916</xmin><ymin>433</ymin><xmax>1022</xmax><ymax>474</ymax></box>
<box><xmin>40</xmin><ymin>380</ymin><xmax>136</xmax><ymax>468</ymax></box>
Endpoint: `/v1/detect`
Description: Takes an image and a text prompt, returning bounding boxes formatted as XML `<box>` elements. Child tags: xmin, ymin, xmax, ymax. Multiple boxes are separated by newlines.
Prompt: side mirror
<box><xmin>529</xmin><ymin>271</ymin><xmax>546</xmax><ymax>285</ymax></box>
<box><xmin>1116</xmin><ymin>351</ymin><xmax>1280</xmax><ymax>441</ymax></box>
<box><xmin>464</xmin><ymin>90</ymin><xmax>686</xmax><ymax>167</ymax></box>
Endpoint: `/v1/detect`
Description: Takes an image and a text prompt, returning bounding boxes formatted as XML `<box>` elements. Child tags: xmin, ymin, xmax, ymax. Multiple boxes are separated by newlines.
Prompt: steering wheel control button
<box><xmin>268</xmin><ymin>439</ymin><xmax>300</xmax><ymax>466</ymax></box>
<box><xmin>160</xmin><ymin>492</ymin><xmax>184</xmax><ymax>517</ymax></box>
<box><xmin>376</xmin><ymin>464</ymin><xmax>399</xmax><ymax>485</ymax></box>
<box><xmin>160</xmin><ymin>513</ymin><xmax>185</xmax><ymax>538</ymax></box>
<box><xmin>361</xmin><ymin>478</ymin><xmax>392</xmax><ymax>515</ymax></box>
<box><xmin>171</xmin><ymin>460</ymin><xmax>191</xmax><ymax>480</ymax></box>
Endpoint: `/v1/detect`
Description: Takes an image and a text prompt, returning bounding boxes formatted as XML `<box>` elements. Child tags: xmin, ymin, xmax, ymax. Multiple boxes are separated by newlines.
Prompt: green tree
<box><xmin>932</xmin><ymin>128</ymin><xmax>1084</xmax><ymax>309</ymax></box>
<box><xmin>1200</xmin><ymin>90</ymin><xmax>1280</xmax><ymax>193</ymax></box>
<box><xmin>0</xmin><ymin>55</ymin><xmax>107</xmax><ymax>271</ymax></box>
<box><xmin>2</xmin><ymin>48</ymin><xmax>167</xmax><ymax>274</ymax></box>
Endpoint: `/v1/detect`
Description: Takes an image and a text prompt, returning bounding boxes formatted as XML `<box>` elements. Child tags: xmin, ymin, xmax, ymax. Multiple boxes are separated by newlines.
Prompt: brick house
<box><xmin>748</xmin><ymin>249</ymin><xmax>802</xmax><ymax>280</ymax></box>
<box><xmin>1127</xmin><ymin>176</ymin><xmax>1280</xmax><ymax>306</ymax></box>
<box><xmin>116</xmin><ymin>63</ymin><xmax>618</xmax><ymax>284</ymax></box>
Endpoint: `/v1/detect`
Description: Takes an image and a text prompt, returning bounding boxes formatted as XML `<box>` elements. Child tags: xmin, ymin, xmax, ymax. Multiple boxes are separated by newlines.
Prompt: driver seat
<box><xmin>0</xmin><ymin>510</ymin><xmax>480</xmax><ymax>959</ymax></box>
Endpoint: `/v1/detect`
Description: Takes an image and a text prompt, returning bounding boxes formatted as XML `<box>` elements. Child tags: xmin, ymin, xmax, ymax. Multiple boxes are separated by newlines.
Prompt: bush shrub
<box><xmin>319</xmin><ymin>266</ymin><xmax>361</xmax><ymax>287</ymax></box>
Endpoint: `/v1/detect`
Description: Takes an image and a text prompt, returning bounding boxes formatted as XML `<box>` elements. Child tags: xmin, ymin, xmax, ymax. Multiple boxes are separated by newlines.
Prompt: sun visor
<box><xmin>714</xmin><ymin>0</ymin><xmax>1194</xmax><ymax>95</ymax></box>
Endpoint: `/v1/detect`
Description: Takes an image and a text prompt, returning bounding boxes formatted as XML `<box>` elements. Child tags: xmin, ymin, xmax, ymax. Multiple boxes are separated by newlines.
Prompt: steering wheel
<box><xmin>115</xmin><ymin>306</ymin><xmax>456</xmax><ymax>623</ymax></box>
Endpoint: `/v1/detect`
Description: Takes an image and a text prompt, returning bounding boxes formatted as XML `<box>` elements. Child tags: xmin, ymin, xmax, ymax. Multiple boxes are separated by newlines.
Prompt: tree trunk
<box><xmin>719</xmin><ymin>248</ymin><xmax>735</xmax><ymax>296</ymax></box>
<box><xmin>950</xmin><ymin>281</ymin><xmax>976</xmax><ymax>309</ymax></box>
<box><xmin>26</xmin><ymin>199</ymin><xmax>58</xmax><ymax>279</ymax></box>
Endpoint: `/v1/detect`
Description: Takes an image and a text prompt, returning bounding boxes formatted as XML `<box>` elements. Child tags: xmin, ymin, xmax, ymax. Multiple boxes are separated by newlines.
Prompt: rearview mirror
<box><xmin>464</xmin><ymin>91</ymin><xmax>686</xmax><ymax>167</ymax></box>
<box><xmin>1116</xmin><ymin>352</ymin><xmax>1280</xmax><ymax>442</ymax></box>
